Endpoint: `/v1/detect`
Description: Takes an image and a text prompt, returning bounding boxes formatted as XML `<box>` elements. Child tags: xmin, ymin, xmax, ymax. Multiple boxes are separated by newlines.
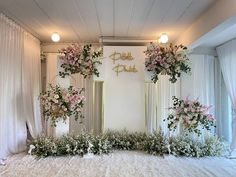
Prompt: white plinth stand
<box><xmin>55</xmin><ymin>119</ymin><xmax>70</xmax><ymax>137</ymax></box>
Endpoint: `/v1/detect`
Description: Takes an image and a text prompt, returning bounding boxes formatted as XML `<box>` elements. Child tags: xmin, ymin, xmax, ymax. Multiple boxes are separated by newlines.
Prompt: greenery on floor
<box><xmin>28</xmin><ymin>130</ymin><xmax>228</xmax><ymax>158</ymax></box>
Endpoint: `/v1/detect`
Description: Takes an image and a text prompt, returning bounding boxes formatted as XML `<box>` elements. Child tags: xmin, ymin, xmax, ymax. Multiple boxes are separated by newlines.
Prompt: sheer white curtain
<box><xmin>44</xmin><ymin>53</ymin><xmax>58</xmax><ymax>136</ymax></box>
<box><xmin>181</xmin><ymin>55</ymin><xmax>216</xmax><ymax>136</ymax></box>
<box><xmin>0</xmin><ymin>14</ymin><xmax>42</xmax><ymax>159</ymax></box>
<box><xmin>146</xmin><ymin>54</ymin><xmax>216</xmax><ymax>135</ymax></box>
<box><xmin>181</xmin><ymin>55</ymin><xmax>215</xmax><ymax>107</ymax></box>
<box><xmin>44</xmin><ymin>54</ymin><xmax>103</xmax><ymax>136</ymax></box>
<box><xmin>217</xmin><ymin>39</ymin><xmax>236</xmax><ymax>152</ymax></box>
<box><xmin>145</xmin><ymin>75</ymin><xmax>180</xmax><ymax>134</ymax></box>
<box><xmin>214</xmin><ymin>58</ymin><xmax>232</xmax><ymax>142</ymax></box>
<box><xmin>0</xmin><ymin>14</ymin><xmax>26</xmax><ymax>158</ymax></box>
<box><xmin>23</xmin><ymin>33</ymin><xmax>42</xmax><ymax>138</ymax></box>
<box><xmin>69</xmin><ymin>74</ymin><xmax>93</xmax><ymax>134</ymax></box>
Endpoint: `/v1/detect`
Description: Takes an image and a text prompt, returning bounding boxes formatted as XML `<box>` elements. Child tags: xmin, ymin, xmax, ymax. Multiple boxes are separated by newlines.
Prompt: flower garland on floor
<box><xmin>40</xmin><ymin>84</ymin><xmax>85</xmax><ymax>126</ymax></box>
<box><xmin>28</xmin><ymin>130</ymin><xmax>227</xmax><ymax>158</ymax></box>
<box><xmin>59</xmin><ymin>43</ymin><xmax>102</xmax><ymax>78</ymax></box>
<box><xmin>144</xmin><ymin>42</ymin><xmax>191</xmax><ymax>83</ymax></box>
<box><xmin>167</xmin><ymin>96</ymin><xmax>215</xmax><ymax>136</ymax></box>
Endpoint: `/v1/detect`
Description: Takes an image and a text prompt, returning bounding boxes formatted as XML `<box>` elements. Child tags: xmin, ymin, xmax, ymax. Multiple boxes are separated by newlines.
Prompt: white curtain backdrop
<box><xmin>181</xmin><ymin>55</ymin><xmax>216</xmax><ymax>136</ymax></box>
<box><xmin>0</xmin><ymin>14</ymin><xmax>42</xmax><ymax>158</ymax></box>
<box><xmin>44</xmin><ymin>54</ymin><xmax>103</xmax><ymax>136</ymax></box>
<box><xmin>145</xmin><ymin>75</ymin><xmax>180</xmax><ymax>134</ymax></box>
<box><xmin>181</xmin><ymin>55</ymin><xmax>215</xmax><ymax>107</ymax></box>
<box><xmin>214</xmin><ymin>58</ymin><xmax>232</xmax><ymax>142</ymax></box>
<box><xmin>69</xmin><ymin>74</ymin><xmax>103</xmax><ymax>135</ymax></box>
<box><xmin>217</xmin><ymin>39</ymin><xmax>236</xmax><ymax>151</ymax></box>
<box><xmin>44</xmin><ymin>53</ymin><xmax>58</xmax><ymax>136</ymax></box>
<box><xmin>69</xmin><ymin>74</ymin><xmax>93</xmax><ymax>134</ymax></box>
<box><xmin>146</xmin><ymin>54</ymin><xmax>219</xmax><ymax>135</ymax></box>
<box><xmin>23</xmin><ymin>33</ymin><xmax>42</xmax><ymax>138</ymax></box>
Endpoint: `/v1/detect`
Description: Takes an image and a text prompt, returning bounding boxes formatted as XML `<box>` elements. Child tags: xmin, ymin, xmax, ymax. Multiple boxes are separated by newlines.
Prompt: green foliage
<box><xmin>143</xmin><ymin>131</ymin><xmax>168</xmax><ymax>156</ymax></box>
<box><xmin>91</xmin><ymin>135</ymin><xmax>112</xmax><ymax>155</ymax></box>
<box><xmin>169</xmin><ymin>134</ymin><xmax>228</xmax><ymax>158</ymax></box>
<box><xmin>169</xmin><ymin>135</ymin><xmax>202</xmax><ymax>157</ymax></box>
<box><xmin>58</xmin><ymin>44</ymin><xmax>102</xmax><ymax>78</ymax></box>
<box><xmin>105</xmin><ymin>130</ymin><xmax>147</xmax><ymax>150</ymax></box>
<box><xmin>145</xmin><ymin>43</ymin><xmax>191</xmax><ymax>84</ymax></box>
<box><xmin>29</xmin><ymin>133</ymin><xmax>112</xmax><ymax>158</ymax></box>
<box><xmin>167</xmin><ymin>96</ymin><xmax>215</xmax><ymax>136</ymax></box>
<box><xmin>28</xmin><ymin>130</ymin><xmax>227</xmax><ymax>158</ymax></box>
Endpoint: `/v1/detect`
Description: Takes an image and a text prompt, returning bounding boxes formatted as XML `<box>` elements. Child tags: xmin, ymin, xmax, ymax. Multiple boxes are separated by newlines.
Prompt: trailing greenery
<box><xmin>28</xmin><ymin>130</ymin><xmax>227</xmax><ymax>158</ymax></box>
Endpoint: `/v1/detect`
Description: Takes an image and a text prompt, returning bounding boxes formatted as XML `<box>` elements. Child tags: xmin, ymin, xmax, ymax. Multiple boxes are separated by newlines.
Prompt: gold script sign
<box><xmin>109</xmin><ymin>51</ymin><xmax>134</xmax><ymax>64</ymax></box>
<box><xmin>112</xmin><ymin>64</ymin><xmax>138</xmax><ymax>76</ymax></box>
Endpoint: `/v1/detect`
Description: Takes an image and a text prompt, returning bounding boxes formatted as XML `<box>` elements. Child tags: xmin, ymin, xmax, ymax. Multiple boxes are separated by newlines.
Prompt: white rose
<box><xmin>54</xmin><ymin>95</ymin><xmax>59</xmax><ymax>99</ymax></box>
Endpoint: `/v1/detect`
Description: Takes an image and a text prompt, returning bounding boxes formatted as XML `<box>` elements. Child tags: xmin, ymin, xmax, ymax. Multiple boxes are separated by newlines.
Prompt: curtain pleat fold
<box><xmin>0</xmin><ymin>13</ymin><xmax>42</xmax><ymax>158</ymax></box>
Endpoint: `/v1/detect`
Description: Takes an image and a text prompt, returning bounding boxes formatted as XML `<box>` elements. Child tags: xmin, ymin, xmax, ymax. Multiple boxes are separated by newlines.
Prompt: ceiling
<box><xmin>0</xmin><ymin>0</ymin><xmax>216</xmax><ymax>43</ymax></box>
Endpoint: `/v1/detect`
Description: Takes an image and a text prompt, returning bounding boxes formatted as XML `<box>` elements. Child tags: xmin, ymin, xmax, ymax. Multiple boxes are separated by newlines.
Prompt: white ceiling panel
<box><xmin>0</xmin><ymin>0</ymin><xmax>217</xmax><ymax>43</ymax></box>
<box><xmin>114</xmin><ymin>0</ymin><xmax>135</xmax><ymax>36</ymax></box>
<box><xmin>94</xmin><ymin>0</ymin><xmax>113</xmax><ymax>36</ymax></box>
<box><xmin>127</xmin><ymin>0</ymin><xmax>156</xmax><ymax>37</ymax></box>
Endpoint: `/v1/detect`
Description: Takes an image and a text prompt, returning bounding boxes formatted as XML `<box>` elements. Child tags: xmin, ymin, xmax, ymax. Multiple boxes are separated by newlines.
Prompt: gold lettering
<box><xmin>112</xmin><ymin>64</ymin><xmax>138</xmax><ymax>76</ymax></box>
<box><xmin>109</xmin><ymin>51</ymin><xmax>134</xmax><ymax>64</ymax></box>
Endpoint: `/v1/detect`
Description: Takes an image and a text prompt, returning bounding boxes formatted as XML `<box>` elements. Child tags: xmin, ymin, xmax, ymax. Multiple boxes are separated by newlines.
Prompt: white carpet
<box><xmin>1</xmin><ymin>151</ymin><xmax>236</xmax><ymax>177</ymax></box>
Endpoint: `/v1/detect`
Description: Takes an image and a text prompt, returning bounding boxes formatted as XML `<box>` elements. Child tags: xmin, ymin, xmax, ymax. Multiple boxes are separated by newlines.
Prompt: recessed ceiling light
<box><xmin>159</xmin><ymin>33</ymin><xmax>168</xmax><ymax>44</ymax></box>
<box><xmin>51</xmin><ymin>32</ymin><xmax>60</xmax><ymax>42</ymax></box>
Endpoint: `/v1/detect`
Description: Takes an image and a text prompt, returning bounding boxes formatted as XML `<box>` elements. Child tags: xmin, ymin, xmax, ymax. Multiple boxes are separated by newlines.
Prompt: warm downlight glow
<box><xmin>51</xmin><ymin>32</ymin><xmax>60</xmax><ymax>42</ymax></box>
<box><xmin>159</xmin><ymin>33</ymin><xmax>168</xmax><ymax>44</ymax></box>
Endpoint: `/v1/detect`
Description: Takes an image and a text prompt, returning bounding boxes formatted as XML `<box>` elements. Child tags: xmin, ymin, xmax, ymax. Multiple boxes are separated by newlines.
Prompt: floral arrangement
<box><xmin>144</xmin><ymin>42</ymin><xmax>191</xmax><ymax>83</ymax></box>
<box><xmin>105</xmin><ymin>130</ymin><xmax>147</xmax><ymax>150</ymax></box>
<box><xmin>167</xmin><ymin>96</ymin><xmax>215</xmax><ymax>135</ymax></box>
<box><xmin>28</xmin><ymin>130</ymin><xmax>227</xmax><ymax>158</ymax></box>
<box><xmin>143</xmin><ymin>131</ymin><xmax>169</xmax><ymax>156</ymax></box>
<box><xmin>59</xmin><ymin>43</ymin><xmax>102</xmax><ymax>78</ymax></box>
<box><xmin>28</xmin><ymin>134</ymin><xmax>112</xmax><ymax>157</ymax></box>
<box><xmin>168</xmin><ymin>134</ymin><xmax>227</xmax><ymax>157</ymax></box>
<box><xmin>40</xmin><ymin>84</ymin><xmax>85</xmax><ymax>126</ymax></box>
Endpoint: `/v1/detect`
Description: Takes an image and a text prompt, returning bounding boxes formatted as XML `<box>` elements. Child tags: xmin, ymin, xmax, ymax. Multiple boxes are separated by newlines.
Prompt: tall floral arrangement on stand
<box><xmin>167</xmin><ymin>96</ymin><xmax>215</xmax><ymax>136</ymax></box>
<box><xmin>59</xmin><ymin>43</ymin><xmax>102</xmax><ymax>78</ymax></box>
<box><xmin>40</xmin><ymin>84</ymin><xmax>86</xmax><ymax>126</ymax></box>
<box><xmin>144</xmin><ymin>42</ymin><xmax>191</xmax><ymax>83</ymax></box>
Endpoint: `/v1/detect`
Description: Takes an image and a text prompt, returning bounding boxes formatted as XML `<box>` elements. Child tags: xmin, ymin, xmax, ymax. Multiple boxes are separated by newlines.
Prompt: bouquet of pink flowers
<box><xmin>59</xmin><ymin>43</ymin><xmax>102</xmax><ymax>78</ymax></box>
<box><xmin>167</xmin><ymin>96</ymin><xmax>215</xmax><ymax>135</ymax></box>
<box><xmin>144</xmin><ymin>43</ymin><xmax>191</xmax><ymax>83</ymax></box>
<box><xmin>40</xmin><ymin>84</ymin><xmax>85</xmax><ymax>126</ymax></box>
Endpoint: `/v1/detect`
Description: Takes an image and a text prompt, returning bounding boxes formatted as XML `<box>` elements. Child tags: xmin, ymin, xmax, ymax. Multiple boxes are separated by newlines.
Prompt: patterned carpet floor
<box><xmin>1</xmin><ymin>151</ymin><xmax>236</xmax><ymax>177</ymax></box>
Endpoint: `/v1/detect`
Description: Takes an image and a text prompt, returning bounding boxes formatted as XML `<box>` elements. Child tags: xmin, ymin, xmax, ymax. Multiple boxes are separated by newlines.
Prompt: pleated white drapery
<box><xmin>145</xmin><ymin>75</ymin><xmax>180</xmax><ymax>134</ymax></box>
<box><xmin>214</xmin><ymin>58</ymin><xmax>232</xmax><ymax>142</ymax></box>
<box><xmin>69</xmin><ymin>74</ymin><xmax>93</xmax><ymax>134</ymax></box>
<box><xmin>145</xmin><ymin>54</ymin><xmax>221</xmax><ymax>136</ymax></box>
<box><xmin>181</xmin><ymin>54</ymin><xmax>222</xmax><ymax>135</ymax></box>
<box><xmin>0</xmin><ymin>14</ymin><xmax>42</xmax><ymax>159</ymax></box>
<box><xmin>69</xmin><ymin>74</ymin><xmax>103</xmax><ymax>135</ymax></box>
<box><xmin>181</xmin><ymin>55</ymin><xmax>215</xmax><ymax>113</ymax></box>
<box><xmin>44</xmin><ymin>53</ymin><xmax>58</xmax><ymax>136</ymax></box>
<box><xmin>23</xmin><ymin>33</ymin><xmax>42</xmax><ymax>139</ymax></box>
<box><xmin>44</xmin><ymin>54</ymin><xmax>103</xmax><ymax>136</ymax></box>
<box><xmin>217</xmin><ymin>39</ymin><xmax>236</xmax><ymax>152</ymax></box>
